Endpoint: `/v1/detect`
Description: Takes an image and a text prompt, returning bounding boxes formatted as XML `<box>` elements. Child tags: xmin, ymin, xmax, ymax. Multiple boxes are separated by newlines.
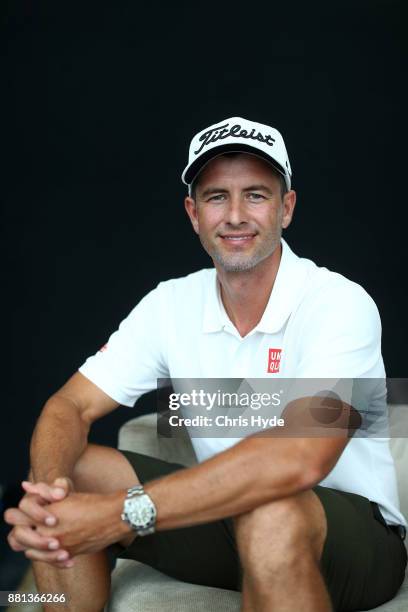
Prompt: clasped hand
<box><xmin>4</xmin><ymin>479</ymin><xmax>126</xmax><ymax>569</ymax></box>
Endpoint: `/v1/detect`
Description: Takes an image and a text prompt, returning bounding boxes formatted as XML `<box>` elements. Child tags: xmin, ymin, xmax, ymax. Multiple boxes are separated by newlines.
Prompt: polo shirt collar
<box><xmin>202</xmin><ymin>271</ymin><xmax>229</xmax><ymax>333</ymax></box>
<box><xmin>255</xmin><ymin>238</ymin><xmax>307</xmax><ymax>334</ymax></box>
<box><xmin>202</xmin><ymin>238</ymin><xmax>308</xmax><ymax>335</ymax></box>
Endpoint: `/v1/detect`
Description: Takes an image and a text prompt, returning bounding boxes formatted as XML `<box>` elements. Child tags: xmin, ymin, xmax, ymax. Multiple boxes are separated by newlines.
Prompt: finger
<box><xmin>8</xmin><ymin>531</ymin><xmax>26</xmax><ymax>552</ymax></box>
<box><xmin>12</xmin><ymin>525</ymin><xmax>60</xmax><ymax>552</ymax></box>
<box><xmin>4</xmin><ymin>507</ymin><xmax>37</xmax><ymax>527</ymax></box>
<box><xmin>22</xmin><ymin>481</ymin><xmax>67</xmax><ymax>501</ymax></box>
<box><xmin>18</xmin><ymin>495</ymin><xmax>57</xmax><ymax>526</ymax></box>
<box><xmin>25</xmin><ymin>548</ymin><xmax>74</xmax><ymax>568</ymax></box>
<box><xmin>22</xmin><ymin>481</ymin><xmax>67</xmax><ymax>500</ymax></box>
<box><xmin>53</xmin><ymin>477</ymin><xmax>74</xmax><ymax>493</ymax></box>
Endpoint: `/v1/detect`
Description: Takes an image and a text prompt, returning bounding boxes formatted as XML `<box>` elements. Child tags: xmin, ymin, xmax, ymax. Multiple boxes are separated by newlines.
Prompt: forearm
<box><xmin>29</xmin><ymin>435</ymin><xmax>318</xmax><ymax>553</ymax></box>
<box><xmin>144</xmin><ymin>435</ymin><xmax>319</xmax><ymax>530</ymax></box>
<box><xmin>30</xmin><ymin>396</ymin><xmax>90</xmax><ymax>483</ymax></box>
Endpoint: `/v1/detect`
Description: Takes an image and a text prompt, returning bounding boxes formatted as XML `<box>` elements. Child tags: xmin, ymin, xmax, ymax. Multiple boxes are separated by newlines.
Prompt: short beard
<box><xmin>205</xmin><ymin>229</ymin><xmax>282</xmax><ymax>273</ymax></box>
<box><xmin>211</xmin><ymin>251</ymin><xmax>267</xmax><ymax>272</ymax></box>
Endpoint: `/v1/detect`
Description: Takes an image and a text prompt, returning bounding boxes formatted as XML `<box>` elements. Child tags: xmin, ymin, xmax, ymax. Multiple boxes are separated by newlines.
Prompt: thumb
<box><xmin>52</xmin><ymin>477</ymin><xmax>74</xmax><ymax>497</ymax></box>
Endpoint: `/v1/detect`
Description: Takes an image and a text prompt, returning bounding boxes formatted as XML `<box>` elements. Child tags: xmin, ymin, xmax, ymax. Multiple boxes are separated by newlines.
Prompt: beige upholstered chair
<box><xmin>107</xmin><ymin>408</ymin><xmax>408</xmax><ymax>612</ymax></box>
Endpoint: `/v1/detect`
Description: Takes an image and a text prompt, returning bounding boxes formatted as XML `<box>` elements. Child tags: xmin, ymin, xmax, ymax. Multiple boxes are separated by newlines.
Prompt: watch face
<box><xmin>125</xmin><ymin>495</ymin><xmax>156</xmax><ymax>529</ymax></box>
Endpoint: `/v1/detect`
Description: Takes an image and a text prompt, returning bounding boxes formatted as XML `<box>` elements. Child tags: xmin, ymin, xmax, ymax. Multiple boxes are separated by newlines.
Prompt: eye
<box><xmin>208</xmin><ymin>194</ymin><xmax>226</xmax><ymax>202</ymax></box>
<box><xmin>247</xmin><ymin>192</ymin><xmax>266</xmax><ymax>201</ymax></box>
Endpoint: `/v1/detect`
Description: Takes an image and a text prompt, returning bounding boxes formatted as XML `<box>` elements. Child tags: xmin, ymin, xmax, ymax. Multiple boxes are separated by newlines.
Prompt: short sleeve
<box><xmin>295</xmin><ymin>279</ymin><xmax>385</xmax><ymax>379</ymax></box>
<box><xmin>283</xmin><ymin>279</ymin><xmax>387</xmax><ymax>422</ymax></box>
<box><xmin>78</xmin><ymin>283</ymin><xmax>169</xmax><ymax>406</ymax></box>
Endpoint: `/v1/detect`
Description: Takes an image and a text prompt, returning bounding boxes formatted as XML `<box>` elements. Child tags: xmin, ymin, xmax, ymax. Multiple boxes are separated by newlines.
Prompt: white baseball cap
<box><xmin>181</xmin><ymin>116</ymin><xmax>292</xmax><ymax>191</ymax></box>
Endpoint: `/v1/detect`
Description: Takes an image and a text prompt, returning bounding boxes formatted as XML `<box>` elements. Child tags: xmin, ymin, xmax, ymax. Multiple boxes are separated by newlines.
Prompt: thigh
<box><xmin>110</xmin><ymin>450</ymin><xmax>241</xmax><ymax>590</ymax></box>
<box><xmin>107</xmin><ymin>451</ymin><xmax>408</xmax><ymax>606</ymax></box>
<box><xmin>314</xmin><ymin>485</ymin><xmax>407</xmax><ymax>611</ymax></box>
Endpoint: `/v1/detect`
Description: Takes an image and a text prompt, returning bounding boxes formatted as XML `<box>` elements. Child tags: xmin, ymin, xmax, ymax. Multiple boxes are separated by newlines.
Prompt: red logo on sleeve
<box><xmin>267</xmin><ymin>348</ymin><xmax>282</xmax><ymax>373</ymax></box>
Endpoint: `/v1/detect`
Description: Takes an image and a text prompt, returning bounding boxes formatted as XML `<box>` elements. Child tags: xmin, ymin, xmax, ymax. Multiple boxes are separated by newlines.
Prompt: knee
<box><xmin>235</xmin><ymin>494</ymin><xmax>310</xmax><ymax>556</ymax></box>
<box><xmin>234</xmin><ymin>491</ymin><xmax>327</xmax><ymax>576</ymax></box>
<box><xmin>27</xmin><ymin>450</ymin><xmax>99</xmax><ymax>492</ymax></box>
<box><xmin>70</xmin><ymin>444</ymin><xmax>104</xmax><ymax>491</ymax></box>
<box><xmin>71</xmin><ymin>444</ymin><xmax>139</xmax><ymax>494</ymax></box>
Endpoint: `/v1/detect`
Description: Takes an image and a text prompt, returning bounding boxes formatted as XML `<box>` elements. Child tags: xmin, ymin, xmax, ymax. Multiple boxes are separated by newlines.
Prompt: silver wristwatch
<box><xmin>121</xmin><ymin>485</ymin><xmax>157</xmax><ymax>536</ymax></box>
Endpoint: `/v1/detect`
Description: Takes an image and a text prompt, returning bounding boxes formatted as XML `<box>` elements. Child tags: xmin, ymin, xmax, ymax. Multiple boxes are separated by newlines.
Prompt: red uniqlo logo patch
<box><xmin>267</xmin><ymin>348</ymin><xmax>282</xmax><ymax>373</ymax></box>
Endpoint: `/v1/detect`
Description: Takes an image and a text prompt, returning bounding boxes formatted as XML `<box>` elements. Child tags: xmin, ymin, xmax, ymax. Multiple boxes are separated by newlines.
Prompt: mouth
<box><xmin>219</xmin><ymin>233</ymin><xmax>257</xmax><ymax>245</ymax></box>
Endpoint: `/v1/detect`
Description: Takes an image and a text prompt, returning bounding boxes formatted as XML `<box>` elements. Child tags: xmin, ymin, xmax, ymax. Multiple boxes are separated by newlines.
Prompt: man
<box><xmin>5</xmin><ymin>117</ymin><xmax>407</xmax><ymax>612</ymax></box>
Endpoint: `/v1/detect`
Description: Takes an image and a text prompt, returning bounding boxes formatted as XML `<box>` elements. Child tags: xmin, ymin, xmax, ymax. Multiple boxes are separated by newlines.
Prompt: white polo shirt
<box><xmin>79</xmin><ymin>239</ymin><xmax>406</xmax><ymax>526</ymax></box>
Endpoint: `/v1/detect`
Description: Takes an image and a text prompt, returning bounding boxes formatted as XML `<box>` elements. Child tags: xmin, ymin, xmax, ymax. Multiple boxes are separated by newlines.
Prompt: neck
<box><xmin>215</xmin><ymin>244</ymin><xmax>282</xmax><ymax>337</ymax></box>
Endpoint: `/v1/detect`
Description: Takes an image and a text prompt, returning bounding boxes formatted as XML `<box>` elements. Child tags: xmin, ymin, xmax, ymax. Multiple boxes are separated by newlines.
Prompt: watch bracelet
<box><xmin>121</xmin><ymin>484</ymin><xmax>157</xmax><ymax>535</ymax></box>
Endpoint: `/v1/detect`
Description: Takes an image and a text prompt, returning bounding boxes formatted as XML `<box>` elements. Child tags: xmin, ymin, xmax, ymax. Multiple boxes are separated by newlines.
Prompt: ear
<box><xmin>281</xmin><ymin>190</ymin><xmax>297</xmax><ymax>229</ymax></box>
<box><xmin>184</xmin><ymin>196</ymin><xmax>200</xmax><ymax>234</ymax></box>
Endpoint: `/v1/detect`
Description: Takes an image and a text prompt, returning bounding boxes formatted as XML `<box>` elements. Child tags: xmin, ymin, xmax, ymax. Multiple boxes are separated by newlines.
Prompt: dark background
<box><xmin>2</xmin><ymin>0</ymin><xmax>407</xmax><ymax>497</ymax></box>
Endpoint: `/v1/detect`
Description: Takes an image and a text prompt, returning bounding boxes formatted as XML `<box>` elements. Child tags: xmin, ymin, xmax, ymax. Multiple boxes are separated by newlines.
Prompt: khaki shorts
<box><xmin>110</xmin><ymin>450</ymin><xmax>407</xmax><ymax>612</ymax></box>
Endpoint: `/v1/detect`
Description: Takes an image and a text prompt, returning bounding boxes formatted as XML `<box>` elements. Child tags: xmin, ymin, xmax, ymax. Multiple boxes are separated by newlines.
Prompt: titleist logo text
<box><xmin>194</xmin><ymin>123</ymin><xmax>276</xmax><ymax>155</ymax></box>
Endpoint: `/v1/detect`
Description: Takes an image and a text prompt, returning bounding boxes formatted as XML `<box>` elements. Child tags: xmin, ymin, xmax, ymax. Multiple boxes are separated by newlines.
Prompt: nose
<box><xmin>224</xmin><ymin>194</ymin><xmax>248</xmax><ymax>227</ymax></box>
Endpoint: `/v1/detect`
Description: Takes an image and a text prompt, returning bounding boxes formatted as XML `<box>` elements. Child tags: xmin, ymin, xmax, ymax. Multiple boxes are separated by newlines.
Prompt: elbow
<box><xmin>298</xmin><ymin>462</ymin><xmax>326</xmax><ymax>491</ymax></box>
<box><xmin>268</xmin><ymin>453</ymin><xmax>324</xmax><ymax>498</ymax></box>
<box><xmin>300</xmin><ymin>449</ymin><xmax>340</xmax><ymax>491</ymax></box>
<box><xmin>280</xmin><ymin>454</ymin><xmax>324</xmax><ymax>495</ymax></box>
<box><xmin>240</xmin><ymin>436</ymin><xmax>329</xmax><ymax>500</ymax></box>
<box><xmin>281</xmin><ymin>446</ymin><xmax>329</xmax><ymax>495</ymax></box>
<box><xmin>42</xmin><ymin>395</ymin><xmax>91</xmax><ymax>436</ymax></box>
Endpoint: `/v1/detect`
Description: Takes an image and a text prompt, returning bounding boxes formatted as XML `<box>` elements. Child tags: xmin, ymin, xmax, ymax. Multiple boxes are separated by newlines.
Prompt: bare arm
<box><xmin>4</xmin><ymin>371</ymin><xmax>121</xmax><ymax>566</ymax></box>
<box><xmin>145</xmin><ymin>396</ymin><xmax>360</xmax><ymax>529</ymax></box>
<box><xmin>7</xmin><ymin>394</ymin><xmax>360</xmax><ymax>560</ymax></box>
<box><xmin>30</xmin><ymin>371</ymin><xmax>120</xmax><ymax>483</ymax></box>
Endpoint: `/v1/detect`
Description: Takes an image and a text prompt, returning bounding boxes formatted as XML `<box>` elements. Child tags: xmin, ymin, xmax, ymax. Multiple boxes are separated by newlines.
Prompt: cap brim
<box><xmin>182</xmin><ymin>143</ymin><xmax>289</xmax><ymax>187</ymax></box>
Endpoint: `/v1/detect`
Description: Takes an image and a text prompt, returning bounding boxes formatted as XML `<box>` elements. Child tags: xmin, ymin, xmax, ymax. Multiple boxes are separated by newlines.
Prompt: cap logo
<box><xmin>194</xmin><ymin>122</ymin><xmax>276</xmax><ymax>155</ymax></box>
